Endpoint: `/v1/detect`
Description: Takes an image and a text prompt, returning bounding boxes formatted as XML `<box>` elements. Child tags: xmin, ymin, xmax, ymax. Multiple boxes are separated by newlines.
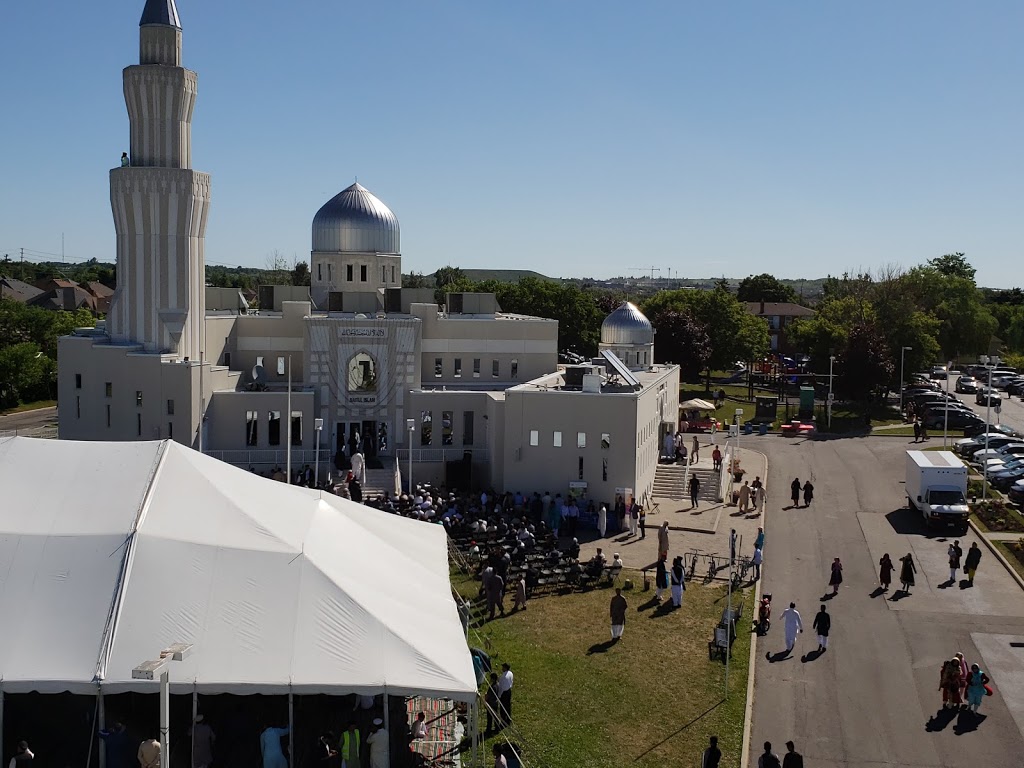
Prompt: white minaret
<box><xmin>107</xmin><ymin>0</ymin><xmax>210</xmax><ymax>357</ymax></box>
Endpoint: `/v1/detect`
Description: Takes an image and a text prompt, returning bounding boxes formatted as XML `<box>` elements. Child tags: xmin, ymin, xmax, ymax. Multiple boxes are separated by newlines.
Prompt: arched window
<box><xmin>347</xmin><ymin>352</ymin><xmax>378</xmax><ymax>392</ymax></box>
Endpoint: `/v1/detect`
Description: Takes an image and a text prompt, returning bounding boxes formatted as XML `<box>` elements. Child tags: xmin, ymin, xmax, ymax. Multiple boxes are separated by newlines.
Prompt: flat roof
<box><xmin>511</xmin><ymin>364</ymin><xmax>678</xmax><ymax>395</ymax></box>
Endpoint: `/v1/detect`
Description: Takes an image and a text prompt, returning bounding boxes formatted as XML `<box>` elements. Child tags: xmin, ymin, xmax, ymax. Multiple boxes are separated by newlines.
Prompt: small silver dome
<box><xmin>312</xmin><ymin>182</ymin><xmax>400</xmax><ymax>253</ymax></box>
<box><xmin>601</xmin><ymin>302</ymin><xmax>654</xmax><ymax>345</ymax></box>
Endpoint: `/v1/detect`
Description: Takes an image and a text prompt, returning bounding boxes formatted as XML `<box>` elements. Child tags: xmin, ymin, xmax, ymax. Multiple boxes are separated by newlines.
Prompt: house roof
<box><xmin>0</xmin><ymin>276</ymin><xmax>44</xmax><ymax>304</ymax></box>
<box><xmin>745</xmin><ymin>302</ymin><xmax>815</xmax><ymax>318</ymax></box>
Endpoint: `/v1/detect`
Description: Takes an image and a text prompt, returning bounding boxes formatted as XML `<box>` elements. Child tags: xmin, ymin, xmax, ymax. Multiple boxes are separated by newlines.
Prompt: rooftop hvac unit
<box><xmin>582</xmin><ymin>374</ymin><xmax>602</xmax><ymax>393</ymax></box>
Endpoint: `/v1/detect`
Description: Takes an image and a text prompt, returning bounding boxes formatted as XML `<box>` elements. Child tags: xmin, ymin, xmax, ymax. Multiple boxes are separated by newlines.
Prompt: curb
<box><xmin>968</xmin><ymin>519</ymin><xmax>1024</xmax><ymax>592</ymax></box>
<box><xmin>738</xmin><ymin>447</ymin><xmax>768</xmax><ymax>768</ymax></box>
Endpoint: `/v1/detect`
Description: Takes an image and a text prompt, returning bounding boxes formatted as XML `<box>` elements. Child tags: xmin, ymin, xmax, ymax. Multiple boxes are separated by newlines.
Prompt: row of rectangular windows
<box><xmin>435</xmin><ymin>358</ymin><xmax>517</xmax><ymax>379</ymax></box>
<box><xmin>317</xmin><ymin>264</ymin><xmax>397</xmax><ymax>283</ymax></box>
<box><xmin>76</xmin><ymin>375</ymin><xmax>175</xmax><ymax>415</ymax></box>
<box><xmin>73</xmin><ymin>396</ymin><xmax>171</xmax><ymax>439</ymax></box>
<box><xmin>244</xmin><ymin>411</ymin><xmax>304</xmax><ymax>447</ymax></box>
<box><xmin>528</xmin><ymin>431</ymin><xmax>611</xmax><ymax>449</ymax></box>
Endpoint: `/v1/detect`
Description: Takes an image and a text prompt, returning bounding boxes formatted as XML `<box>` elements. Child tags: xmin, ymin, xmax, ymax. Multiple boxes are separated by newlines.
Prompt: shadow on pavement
<box><xmin>766</xmin><ymin>649</ymin><xmax>793</xmax><ymax>663</ymax></box>
<box><xmin>869</xmin><ymin>587</ymin><xmax>887</xmax><ymax>598</ymax></box>
<box><xmin>953</xmin><ymin>709</ymin><xmax>986</xmax><ymax>734</ymax></box>
<box><xmin>885</xmin><ymin>507</ymin><xmax>935</xmax><ymax>536</ymax></box>
<box><xmin>889</xmin><ymin>589</ymin><xmax>912</xmax><ymax>601</ymax></box>
<box><xmin>925</xmin><ymin>707</ymin><xmax>957</xmax><ymax>732</ymax></box>
<box><xmin>801</xmin><ymin>648</ymin><xmax>825</xmax><ymax>663</ymax></box>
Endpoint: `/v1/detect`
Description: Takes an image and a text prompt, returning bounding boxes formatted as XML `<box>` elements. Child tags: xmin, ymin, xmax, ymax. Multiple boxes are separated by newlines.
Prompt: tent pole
<box><xmin>97</xmin><ymin>688</ymin><xmax>107</xmax><ymax>768</ymax></box>
<box><xmin>191</xmin><ymin>686</ymin><xmax>198</xmax><ymax>768</ymax></box>
<box><xmin>469</xmin><ymin>699</ymin><xmax>477</xmax><ymax>767</ymax></box>
<box><xmin>382</xmin><ymin>687</ymin><xmax>390</xmax><ymax>757</ymax></box>
<box><xmin>288</xmin><ymin>690</ymin><xmax>294</xmax><ymax>768</ymax></box>
<box><xmin>0</xmin><ymin>683</ymin><xmax>5</xmax><ymax>768</ymax></box>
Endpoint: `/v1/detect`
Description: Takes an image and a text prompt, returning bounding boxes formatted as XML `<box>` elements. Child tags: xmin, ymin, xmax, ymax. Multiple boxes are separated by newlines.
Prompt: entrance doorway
<box><xmin>362</xmin><ymin>419</ymin><xmax>377</xmax><ymax>459</ymax></box>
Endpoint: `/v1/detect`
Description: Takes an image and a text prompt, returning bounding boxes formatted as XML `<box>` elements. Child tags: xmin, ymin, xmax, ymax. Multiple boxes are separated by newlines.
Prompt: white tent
<box><xmin>0</xmin><ymin>437</ymin><xmax>476</xmax><ymax>701</ymax></box>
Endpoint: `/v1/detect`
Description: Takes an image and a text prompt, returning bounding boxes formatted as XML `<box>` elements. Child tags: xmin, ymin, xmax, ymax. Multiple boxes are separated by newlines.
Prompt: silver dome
<box><xmin>312</xmin><ymin>182</ymin><xmax>400</xmax><ymax>253</ymax></box>
<box><xmin>601</xmin><ymin>302</ymin><xmax>654</xmax><ymax>345</ymax></box>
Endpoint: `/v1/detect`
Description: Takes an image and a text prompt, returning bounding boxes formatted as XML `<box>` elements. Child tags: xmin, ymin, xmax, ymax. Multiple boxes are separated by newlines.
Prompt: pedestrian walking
<box><xmin>940</xmin><ymin>658</ymin><xmax>963</xmax><ymax>709</ymax></box>
<box><xmin>920</xmin><ymin>419</ymin><xmax>929</xmax><ymax>440</ymax></box>
<box><xmin>498</xmin><ymin>663</ymin><xmax>514</xmax><ymax>723</ymax></box>
<box><xmin>828</xmin><ymin>557</ymin><xmax>843</xmax><ymax>596</ymax></box>
<box><xmin>955</xmin><ymin>652</ymin><xmax>969</xmax><ymax>702</ymax></box>
<box><xmin>609</xmin><ymin>587</ymin><xmax>627</xmax><ymax>640</ymax></box>
<box><xmin>755</xmin><ymin>484</ymin><xmax>767</xmax><ymax>515</ymax></box>
<box><xmin>484</xmin><ymin>673</ymin><xmax>501</xmax><ymax>734</ymax></box>
<box><xmin>754</xmin><ymin>527</ymin><xmax>765</xmax><ymax>551</ymax></box>
<box><xmin>947</xmin><ymin>540</ymin><xmax>963</xmax><ymax>584</ymax></box>
<box><xmin>692</xmin><ymin>435</ymin><xmax>700</xmax><ymax>463</ymax></box>
<box><xmin>790</xmin><ymin>478</ymin><xmax>801</xmax><ymax>507</ymax></box>
<box><xmin>670</xmin><ymin>556</ymin><xmax>686</xmax><ymax>607</ymax></box>
<box><xmin>658</xmin><ymin>520</ymin><xmax>670</xmax><ymax>559</ymax></box>
<box><xmin>655</xmin><ymin>556</ymin><xmax>668</xmax><ymax>602</ymax></box>
<box><xmin>782</xmin><ymin>742</ymin><xmax>803</xmax><ymax>768</ymax></box>
<box><xmin>701</xmin><ymin>736</ymin><xmax>722</xmax><ymax>768</ymax></box>
<box><xmin>879</xmin><ymin>553</ymin><xmax>894</xmax><ymax>591</ymax></box>
<box><xmin>751</xmin><ymin>547</ymin><xmax>763</xmax><ymax>580</ymax></box>
<box><xmin>965</xmin><ymin>663</ymin><xmax>991</xmax><ymax>713</ymax></box>
<box><xmin>812</xmin><ymin>604</ymin><xmax>831</xmax><ymax>652</ymax></box>
<box><xmin>486</xmin><ymin>571</ymin><xmax>505</xmax><ymax>620</ymax></box>
<box><xmin>512</xmin><ymin>574</ymin><xmax>527</xmax><ymax>612</ymax></box>
<box><xmin>899</xmin><ymin>552</ymin><xmax>917</xmax><ymax>594</ymax></box>
<box><xmin>712</xmin><ymin>446</ymin><xmax>723</xmax><ymax>472</ymax></box>
<box><xmin>597</xmin><ymin>504</ymin><xmax>607</xmax><ymax>538</ymax></box>
<box><xmin>802</xmin><ymin>480</ymin><xmax>814</xmax><ymax>507</ymax></box>
<box><xmin>757</xmin><ymin>742</ymin><xmax>781</xmax><ymax>768</ymax></box>
<box><xmin>738</xmin><ymin>481</ymin><xmax>751</xmax><ymax>512</ymax></box>
<box><xmin>10</xmin><ymin>742</ymin><xmax>34</xmax><ymax>768</ymax></box>
<box><xmin>689</xmin><ymin>474</ymin><xmax>701</xmax><ymax>508</ymax></box>
<box><xmin>781</xmin><ymin>602</ymin><xmax>803</xmax><ymax>653</ymax></box>
<box><xmin>913</xmin><ymin>419</ymin><xmax>921</xmax><ymax>442</ymax></box>
<box><xmin>964</xmin><ymin>542</ymin><xmax>982</xmax><ymax>585</ymax></box>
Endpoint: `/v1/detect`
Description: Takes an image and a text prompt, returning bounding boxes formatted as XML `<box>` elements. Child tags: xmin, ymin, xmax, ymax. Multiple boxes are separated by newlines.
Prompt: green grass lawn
<box><xmin>454</xmin><ymin>569</ymin><xmax>751</xmax><ymax>768</ymax></box>
<box><xmin>0</xmin><ymin>399</ymin><xmax>57</xmax><ymax>415</ymax></box>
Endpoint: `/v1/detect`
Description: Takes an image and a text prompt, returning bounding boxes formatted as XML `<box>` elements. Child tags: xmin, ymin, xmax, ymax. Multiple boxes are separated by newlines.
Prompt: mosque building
<box><xmin>58</xmin><ymin>0</ymin><xmax>680</xmax><ymax>506</ymax></box>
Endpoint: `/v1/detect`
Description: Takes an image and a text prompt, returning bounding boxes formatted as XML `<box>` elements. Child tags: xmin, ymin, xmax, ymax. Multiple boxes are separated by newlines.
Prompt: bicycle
<box><xmin>731</xmin><ymin>557</ymin><xmax>752</xmax><ymax>590</ymax></box>
<box><xmin>688</xmin><ymin>549</ymin><xmax>702</xmax><ymax>581</ymax></box>
<box><xmin>706</xmin><ymin>554</ymin><xmax>718</xmax><ymax>583</ymax></box>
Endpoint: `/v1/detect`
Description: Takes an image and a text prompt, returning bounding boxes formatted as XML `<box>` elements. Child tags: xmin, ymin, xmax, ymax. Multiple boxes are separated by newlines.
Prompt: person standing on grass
<box><xmin>899</xmin><ymin>552</ymin><xmax>917</xmax><ymax>594</ymax></box>
<box><xmin>670</xmin><ymin>556</ymin><xmax>686</xmax><ymax>607</ymax></box>
<box><xmin>689</xmin><ymin>474</ymin><xmax>701</xmax><ymax>508</ymax></box>
<box><xmin>782</xmin><ymin>742</ymin><xmax>804</xmax><ymax>768</ymax></box>
<box><xmin>498</xmin><ymin>663</ymin><xmax>514</xmax><ymax>724</ymax></box>
<box><xmin>965</xmin><ymin>542</ymin><xmax>982</xmax><ymax>585</ymax></box>
<box><xmin>879</xmin><ymin>553</ymin><xmax>894</xmax><ymax>591</ymax></box>
<box><xmin>658</xmin><ymin>520</ymin><xmax>670</xmax><ymax>559</ymax></box>
<box><xmin>492</xmin><ymin>744</ymin><xmax>507</xmax><ymax>768</ymax></box>
<box><xmin>701</xmin><ymin>736</ymin><xmax>722</xmax><ymax>768</ymax></box>
<box><xmin>512</xmin><ymin>573</ymin><xmax>527</xmax><ymax>612</ymax></box>
<box><xmin>828</xmin><ymin>557</ymin><xmax>843</xmax><ymax>596</ymax></box>
<box><xmin>609</xmin><ymin>587</ymin><xmax>627</xmax><ymax>640</ymax></box>
<box><xmin>484</xmin><ymin>674</ymin><xmax>500</xmax><ymax>734</ymax></box>
<box><xmin>790</xmin><ymin>478</ymin><xmax>801</xmax><ymax>507</ymax></box>
<box><xmin>812</xmin><ymin>604</ymin><xmax>831</xmax><ymax>652</ymax></box>
<box><xmin>654</xmin><ymin>556</ymin><xmax>669</xmax><ymax>602</ymax></box>
<box><xmin>781</xmin><ymin>602</ymin><xmax>803</xmax><ymax>653</ymax></box>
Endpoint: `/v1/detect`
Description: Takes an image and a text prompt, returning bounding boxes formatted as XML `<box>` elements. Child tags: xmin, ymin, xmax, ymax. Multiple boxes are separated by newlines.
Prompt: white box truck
<box><xmin>906</xmin><ymin>450</ymin><xmax>969</xmax><ymax>532</ymax></box>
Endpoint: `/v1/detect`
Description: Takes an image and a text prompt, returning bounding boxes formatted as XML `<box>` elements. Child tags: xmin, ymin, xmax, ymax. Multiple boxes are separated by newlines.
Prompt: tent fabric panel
<box><xmin>0</xmin><ymin>437</ymin><xmax>160</xmax><ymax>536</ymax></box>
<box><xmin>101</xmin><ymin>537</ymin><xmax>303</xmax><ymax>688</ymax></box>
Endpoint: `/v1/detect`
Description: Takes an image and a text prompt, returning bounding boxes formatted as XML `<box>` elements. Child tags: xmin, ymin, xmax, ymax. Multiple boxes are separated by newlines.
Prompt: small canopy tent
<box><xmin>679</xmin><ymin>398</ymin><xmax>716</xmax><ymax>411</ymax></box>
<box><xmin>0</xmin><ymin>436</ymin><xmax>476</xmax><ymax>700</ymax></box>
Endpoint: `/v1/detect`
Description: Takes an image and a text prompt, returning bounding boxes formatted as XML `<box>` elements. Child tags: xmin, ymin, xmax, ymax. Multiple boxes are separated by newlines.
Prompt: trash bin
<box><xmin>743</xmin><ymin>422</ymin><xmax>753</xmax><ymax>435</ymax></box>
<box><xmin>759</xmin><ymin>422</ymin><xmax>768</xmax><ymax>436</ymax></box>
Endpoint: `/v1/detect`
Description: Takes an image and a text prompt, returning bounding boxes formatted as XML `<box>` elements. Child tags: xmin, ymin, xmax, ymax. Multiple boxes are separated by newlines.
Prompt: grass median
<box><xmin>455</xmin><ymin>569</ymin><xmax>752</xmax><ymax>767</ymax></box>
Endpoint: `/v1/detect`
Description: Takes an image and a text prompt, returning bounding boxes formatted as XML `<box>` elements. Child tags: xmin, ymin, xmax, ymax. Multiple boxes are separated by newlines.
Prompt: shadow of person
<box><xmin>637</xmin><ymin>597</ymin><xmax>660</xmax><ymax>612</ymax></box>
<box><xmin>959</xmin><ymin>579</ymin><xmax>972</xmax><ymax>589</ymax></box>
<box><xmin>869</xmin><ymin>587</ymin><xmax>886</xmax><ymax>599</ymax></box>
<box><xmin>821</xmin><ymin>592</ymin><xmax>836</xmax><ymax>601</ymax></box>
<box><xmin>890</xmin><ymin>589</ymin><xmax>910</xmax><ymax>601</ymax></box>
<box><xmin>649</xmin><ymin>601</ymin><xmax>676</xmax><ymax>619</ymax></box>
<box><xmin>766</xmin><ymin>649</ymin><xmax>792</xmax><ymax>663</ymax></box>
<box><xmin>925</xmin><ymin>707</ymin><xmax>957</xmax><ymax>732</ymax></box>
<box><xmin>953</xmin><ymin>708</ymin><xmax>986</xmax><ymax>734</ymax></box>
<box><xmin>800</xmin><ymin>648</ymin><xmax>824</xmax><ymax>663</ymax></box>
<box><xmin>586</xmin><ymin>639</ymin><xmax>617</xmax><ymax>655</ymax></box>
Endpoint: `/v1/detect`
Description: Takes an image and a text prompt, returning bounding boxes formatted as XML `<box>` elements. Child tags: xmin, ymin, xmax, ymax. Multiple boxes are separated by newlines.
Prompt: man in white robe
<box><xmin>781</xmin><ymin>602</ymin><xmax>802</xmax><ymax>653</ymax></box>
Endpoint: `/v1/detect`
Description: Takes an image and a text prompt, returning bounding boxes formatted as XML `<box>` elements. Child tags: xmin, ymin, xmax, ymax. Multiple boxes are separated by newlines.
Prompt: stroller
<box><xmin>757</xmin><ymin>593</ymin><xmax>772</xmax><ymax>635</ymax></box>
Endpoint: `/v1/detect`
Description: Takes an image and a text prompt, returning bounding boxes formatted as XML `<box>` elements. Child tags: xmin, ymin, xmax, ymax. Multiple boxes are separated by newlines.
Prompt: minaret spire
<box><xmin>139</xmin><ymin>0</ymin><xmax>182</xmax><ymax>65</ymax></box>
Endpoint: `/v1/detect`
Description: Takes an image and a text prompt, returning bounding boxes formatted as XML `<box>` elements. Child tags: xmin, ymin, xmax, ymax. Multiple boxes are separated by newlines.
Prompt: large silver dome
<box><xmin>312</xmin><ymin>182</ymin><xmax>400</xmax><ymax>253</ymax></box>
<box><xmin>601</xmin><ymin>302</ymin><xmax>654</xmax><ymax>345</ymax></box>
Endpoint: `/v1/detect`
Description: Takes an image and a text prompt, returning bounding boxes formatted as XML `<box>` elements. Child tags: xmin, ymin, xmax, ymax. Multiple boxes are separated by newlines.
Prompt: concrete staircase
<box><xmin>653</xmin><ymin>463</ymin><xmax>721</xmax><ymax>504</ymax></box>
<box><xmin>361</xmin><ymin>465</ymin><xmax>399</xmax><ymax>499</ymax></box>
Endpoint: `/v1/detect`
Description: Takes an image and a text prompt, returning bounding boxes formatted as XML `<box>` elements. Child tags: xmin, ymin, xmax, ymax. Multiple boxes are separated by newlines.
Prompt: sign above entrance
<box><xmin>339</xmin><ymin>327</ymin><xmax>388</xmax><ymax>338</ymax></box>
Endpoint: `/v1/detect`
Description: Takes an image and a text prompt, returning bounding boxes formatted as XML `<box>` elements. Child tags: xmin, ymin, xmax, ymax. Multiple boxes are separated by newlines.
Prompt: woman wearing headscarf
<box><xmin>670</xmin><ymin>556</ymin><xmax>686</xmax><ymax>608</ymax></box>
<box><xmin>828</xmin><ymin>558</ymin><xmax>843</xmax><ymax>596</ymax></box>
<box><xmin>655</xmin><ymin>557</ymin><xmax>668</xmax><ymax>603</ymax></box>
<box><xmin>965</xmin><ymin>663</ymin><xmax>991</xmax><ymax>714</ymax></box>
<box><xmin>955</xmin><ymin>652</ymin><xmax>969</xmax><ymax>703</ymax></box>
<box><xmin>940</xmin><ymin>658</ymin><xmax>963</xmax><ymax>709</ymax></box>
<box><xmin>879</xmin><ymin>554</ymin><xmax>894</xmax><ymax>591</ymax></box>
<box><xmin>790</xmin><ymin>478</ymin><xmax>801</xmax><ymax>507</ymax></box>
<box><xmin>899</xmin><ymin>553</ymin><xmax>917</xmax><ymax>594</ymax></box>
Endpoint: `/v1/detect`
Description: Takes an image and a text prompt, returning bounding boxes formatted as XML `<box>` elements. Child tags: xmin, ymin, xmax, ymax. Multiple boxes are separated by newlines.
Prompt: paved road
<box><xmin>749</xmin><ymin>436</ymin><xmax>1024</xmax><ymax>768</ymax></box>
<box><xmin>0</xmin><ymin>405</ymin><xmax>58</xmax><ymax>433</ymax></box>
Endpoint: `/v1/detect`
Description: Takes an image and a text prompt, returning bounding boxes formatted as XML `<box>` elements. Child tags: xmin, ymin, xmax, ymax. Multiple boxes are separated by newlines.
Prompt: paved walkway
<box><xmin>748</xmin><ymin>436</ymin><xmax>1024</xmax><ymax>768</ymax></box>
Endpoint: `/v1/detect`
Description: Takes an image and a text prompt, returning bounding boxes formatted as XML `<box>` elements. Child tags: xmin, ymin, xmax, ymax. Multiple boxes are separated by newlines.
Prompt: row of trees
<box><xmin>0</xmin><ymin>299</ymin><xmax>95</xmax><ymax>408</ymax></box>
<box><xmin>787</xmin><ymin>253</ymin><xmax>1022</xmax><ymax>400</ymax></box>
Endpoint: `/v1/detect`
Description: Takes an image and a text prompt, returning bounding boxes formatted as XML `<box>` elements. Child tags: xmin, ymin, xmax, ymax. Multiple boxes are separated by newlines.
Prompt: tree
<box><xmin>837</xmin><ymin>323</ymin><xmax>894</xmax><ymax>401</ymax></box>
<box><xmin>736</xmin><ymin>273</ymin><xmax>799</xmax><ymax>303</ymax></box>
<box><xmin>291</xmin><ymin>261</ymin><xmax>311</xmax><ymax>287</ymax></box>
<box><xmin>0</xmin><ymin>342</ymin><xmax>54</xmax><ymax>408</ymax></box>
<box><xmin>653</xmin><ymin>310</ymin><xmax>711</xmax><ymax>380</ymax></box>
<box><xmin>487</xmin><ymin>278</ymin><xmax>605</xmax><ymax>355</ymax></box>
<box><xmin>403</xmin><ymin>271</ymin><xmax>429</xmax><ymax>289</ymax></box>
<box><xmin>928</xmin><ymin>252</ymin><xmax>976</xmax><ymax>281</ymax></box>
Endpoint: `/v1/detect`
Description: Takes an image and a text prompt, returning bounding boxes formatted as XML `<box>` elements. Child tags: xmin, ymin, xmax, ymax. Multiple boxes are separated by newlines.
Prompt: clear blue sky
<box><xmin>1</xmin><ymin>1</ymin><xmax>1021</xmax><ymax>287</ymax></box>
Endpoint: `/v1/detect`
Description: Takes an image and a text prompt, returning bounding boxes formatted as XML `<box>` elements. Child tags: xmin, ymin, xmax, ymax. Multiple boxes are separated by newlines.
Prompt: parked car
<box><xmin>924</xmin><ymin>410</ymin><xmax>985</xmax><ymax>430</ymax></box>
<box><xmin>955</xmin><ymin>376</ymin><xmax>979</xmax><ymax>394</ymax></box>
<box><xmin>959</xmin><ymin>435</ymin><xmax>1021</xmax><ymax>457</ymax></box>
<box><xmin>976</xmin><ymin>391</ymin><xmax>1002</xmax><ymax>406</ymax></box>
<box><xmin>1008</xmin><ymin>482</ymin><xmax>1024</xmax><ymax>505</ymax></box>
<box><xmin>971</xmin><ymin>444</ymin><xmax>1024</xmax><ymax>467</ymax></box>
<box><xmin>962</xmin><ymin>423</ymin><xmax>1021</xmax><ymax>439</ymax></box>
<box><xmin>991</xmin><ymin>469</ymin><xmax>1024</xmax><ymax>492</ymax></box>
<box><xmin>930</xmin><ymin>365</ymin><xmax>949</xmax><ymax>380</ymax></box>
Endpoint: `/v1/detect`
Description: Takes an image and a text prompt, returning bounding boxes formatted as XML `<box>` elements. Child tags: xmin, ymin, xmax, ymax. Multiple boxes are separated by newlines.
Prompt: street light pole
<box><xmin>406</xmin><ymin>418</ymin><xmax>416</xmax><ymax>494</ymax></box>
<box><xmin>314</xmin><ymin>418</ymin><xmax>324</xmax><ymax>487</ymax></box>
<box><xmin>132</xmin><ymin>644</ymin><xmax>193</xmax><ymax>768</ymax></box>
<box><xmin>827</xmin><ymin>356</ymin><xmax>835</xmax><ymax>429</ymax></box>
<box><xmin>983</xmin><ymin>356</ymin><xmax>1000</xmax><ymax>499</ymax></box>
<box><xmin>899</xmin><ymin>346</ymin><xmax>912</xmax><ymax>414</ymax></box>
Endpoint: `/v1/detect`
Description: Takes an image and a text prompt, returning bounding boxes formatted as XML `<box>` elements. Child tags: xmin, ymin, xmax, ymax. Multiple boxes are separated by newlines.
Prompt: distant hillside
<box><xmin>428</xmin><ymin>269</ymin><xmax>557</xmax><ymax>284</ymax></box>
